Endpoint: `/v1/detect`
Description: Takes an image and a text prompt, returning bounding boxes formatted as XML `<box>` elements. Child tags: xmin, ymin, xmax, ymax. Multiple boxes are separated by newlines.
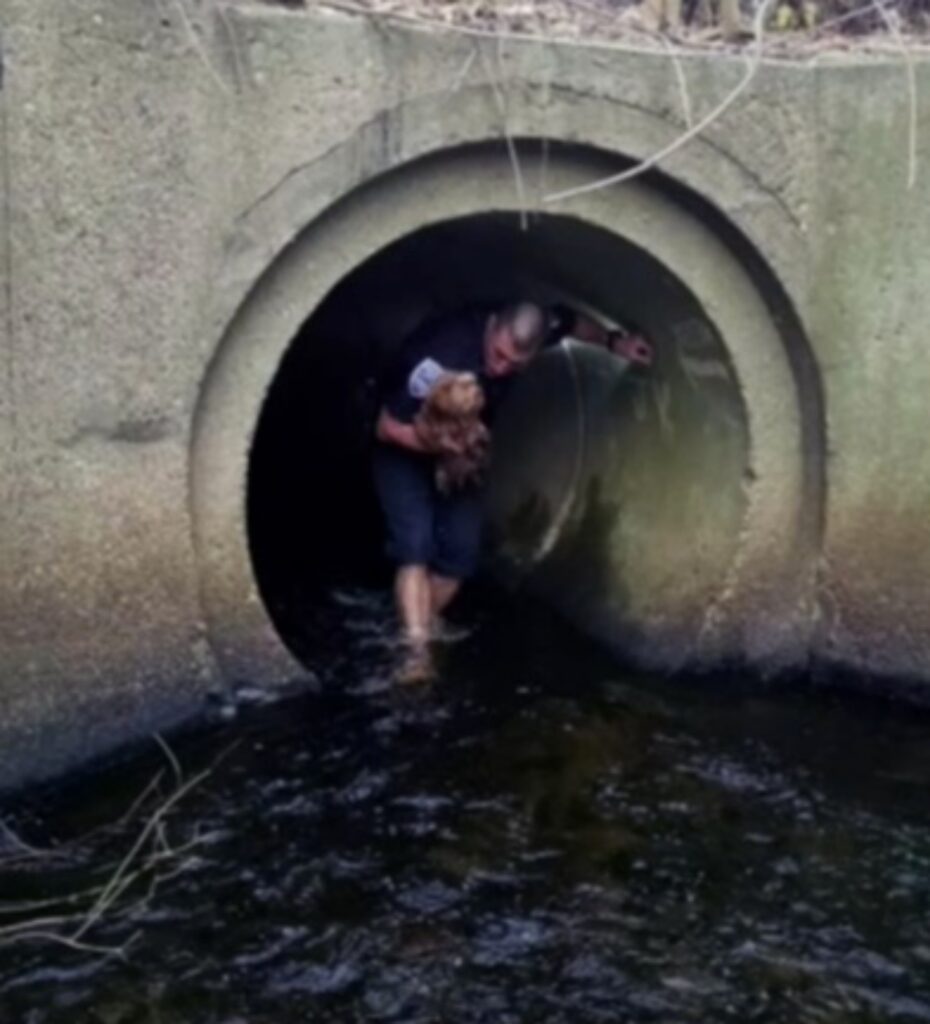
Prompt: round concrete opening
<box><xmin>247</xmin><ymin>212</ymin><xmax>748</xmax><ymax>668</ymax></box>
<box><xmin>193</xmin><ymin>145</ymin><xmax>822</xmax><ymax>685</ymax></box>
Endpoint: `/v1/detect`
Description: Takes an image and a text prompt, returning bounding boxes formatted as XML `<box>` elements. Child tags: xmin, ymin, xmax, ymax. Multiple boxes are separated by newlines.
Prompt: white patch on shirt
<box><xmin>407</xmin><ymin>358</ymin><xmax>447</xmax><ymax>399</ymax></box>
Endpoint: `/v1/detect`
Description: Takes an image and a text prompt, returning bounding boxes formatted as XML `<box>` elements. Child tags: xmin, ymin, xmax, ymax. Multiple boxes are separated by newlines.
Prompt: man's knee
<box><xmin>433</xmin><ymin>507</ymin><xmax>482</xmax><ymax>579</ymax></box>
<box><xmin>431</xmin><ymin>549</ymin><xmax>477</xmax><ymax>580</ymax></box>
<box><xmin>373</xmin><ymin>448</ymin><xmax>436</xmax><ymax>568</ymax></box>
<box><xmin>386</xmin><ymin>517</ymin><xmax>434</xmax><ymax>567</ymax></box>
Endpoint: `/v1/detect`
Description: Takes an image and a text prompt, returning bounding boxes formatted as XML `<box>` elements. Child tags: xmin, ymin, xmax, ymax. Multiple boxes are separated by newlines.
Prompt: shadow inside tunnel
<box><xmin>246</xmin><ymin>211</ymin><xmax>744</xmax><ymax>678</ymax></box>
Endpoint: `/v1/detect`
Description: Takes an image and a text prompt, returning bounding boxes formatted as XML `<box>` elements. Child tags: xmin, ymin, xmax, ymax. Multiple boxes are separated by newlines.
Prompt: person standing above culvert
<box><xmin>373</xmin><ymin>300</ymin><xmax>653</xmax><ymax>682</ymax></box>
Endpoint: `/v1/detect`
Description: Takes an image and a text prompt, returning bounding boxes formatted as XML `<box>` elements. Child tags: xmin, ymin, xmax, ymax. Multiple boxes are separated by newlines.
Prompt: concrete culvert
<box><xmin>195</xmin><ymin>145</ymin><xmax>823</xmax><ymax>686</ymax></box>
<box><xmin>249</xmin><ymin>213</ymin><xmax>717</xmax><ymax>656</ymax></box>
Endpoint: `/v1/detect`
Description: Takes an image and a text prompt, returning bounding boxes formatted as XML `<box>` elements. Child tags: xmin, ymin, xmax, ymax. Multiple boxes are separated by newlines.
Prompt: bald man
<box><xmin>374</xmin><ymin>301</ymin><xmax>652</xmax><ymax>681</ymax></box>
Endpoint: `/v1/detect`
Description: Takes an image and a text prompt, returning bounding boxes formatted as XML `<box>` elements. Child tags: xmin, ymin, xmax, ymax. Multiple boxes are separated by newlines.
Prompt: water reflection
<box><xmin>2</xmin><ymin>589</ymin><xmax>930</xmax><ymax>1023</ymax></box>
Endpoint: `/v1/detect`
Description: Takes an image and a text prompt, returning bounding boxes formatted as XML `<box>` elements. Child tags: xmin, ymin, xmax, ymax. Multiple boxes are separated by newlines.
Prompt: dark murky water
<box><xmin>2</xmin><ymin>590</ymin><xmax>930</xmax><ymax>1023</ymax></box>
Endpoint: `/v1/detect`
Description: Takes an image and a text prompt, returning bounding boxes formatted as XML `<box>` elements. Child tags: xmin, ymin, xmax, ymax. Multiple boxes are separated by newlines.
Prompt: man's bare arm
<box><xmin>566</xmin><ymin>312</ymin><xmax>612</xmax><ymax>346</ymax></box>
<box><xmin>376</xmin><ymin>408</ymin><xmax>433</xmax><ymax>453</ymax></box>
<box><xmin>376</xmin><ymin>408</ymin><xmax>465</xmax><ymax>454</ymax></box>
<box><xmin>570</xmin><ymin>311</ymin><xmax>654</xmax><ymax>367</ymax></box>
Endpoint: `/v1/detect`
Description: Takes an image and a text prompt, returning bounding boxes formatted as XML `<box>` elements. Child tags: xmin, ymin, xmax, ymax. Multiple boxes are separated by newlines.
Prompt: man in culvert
<box><xmin>374</xmin><ymin>301</ymin><xmax>653</xmax><ymax>681</ymax></box>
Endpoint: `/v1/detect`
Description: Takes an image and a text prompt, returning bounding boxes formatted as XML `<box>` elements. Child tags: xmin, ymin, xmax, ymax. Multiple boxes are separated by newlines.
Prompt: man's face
<box><xmin>484</xmin><ymin>319</ymin><xmax>534</xmax><ymax>378</ymax></box>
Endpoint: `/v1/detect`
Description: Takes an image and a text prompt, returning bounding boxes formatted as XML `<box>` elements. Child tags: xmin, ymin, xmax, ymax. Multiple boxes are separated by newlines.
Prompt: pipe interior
<box><xmin>247</xmin><ymin>213</ymin><xmax>749</xmax><ymax>664</ymax></box>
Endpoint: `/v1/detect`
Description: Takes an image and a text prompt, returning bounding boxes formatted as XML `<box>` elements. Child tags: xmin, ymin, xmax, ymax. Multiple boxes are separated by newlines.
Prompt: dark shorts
<box><xmin>372</xmin><ymin>445</ymin><xmax>484</xmax><ymax>579</ymax></box>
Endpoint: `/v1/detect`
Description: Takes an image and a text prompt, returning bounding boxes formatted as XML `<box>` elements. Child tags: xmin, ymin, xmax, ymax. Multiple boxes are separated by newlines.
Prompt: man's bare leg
<box><xmin>394</xmin><ymin>565</ymin><xmax>435</xmax><ymax>682</ymax></box>
<box><xmin>430</xmin><ymin>573</ymin><xmax>469</xmax><ymax>641</ymax></box>
<box><xmin>396</xmin><ymin>565</ymin><xmax>432</xmax><ymax>642</ymax></box>
<box><xmin>430</xmin><ymin>574</ymin><xmax>461</xmax><ymax>619</ymax></box>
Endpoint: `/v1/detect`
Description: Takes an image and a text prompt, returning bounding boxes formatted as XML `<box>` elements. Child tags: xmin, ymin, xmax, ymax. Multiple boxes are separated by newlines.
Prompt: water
<box><xmin>2</xmin><ymin>590</ymin><xmax>930</xmax><ymax>1023</ymax></box>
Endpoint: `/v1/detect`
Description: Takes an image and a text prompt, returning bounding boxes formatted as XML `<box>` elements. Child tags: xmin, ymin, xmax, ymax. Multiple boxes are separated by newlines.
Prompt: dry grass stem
<box><xmin>477</xmin><ymin>36</ymin><xmax>530</xmax><ymax>229</ymax></box>
<box><xmin>314</xmin><ymin>0</ymin><xmax>786</xmax><ymax>61</ymax></box>
<box><xmin>873</xmin><ymin>0</ymin><xmax>919</xmax><ymax>187</ymax></box>
<box><xmin>214</xmin><ymin>0</ymin><xmax>248</xmax><ymax>89</ymax></box>
<box><xmin>816</xmin><ymin>0</ymin><xmax>888</xmax><ymax>30</ymax></box>
<box><xmin>174</xmin><ymin>0</ymin><xmax>232</xmax><ymax>94</ymax></box>
<box><xmin>662</xmin><ymin>33</ymin><xmax>695</xmax><ymax>126</ymax></box>
<box><xmin>542</xmin><ymin>0</ymin><xmax>777</xmax><ymax>203</ymax></box>
<box><xmin>448</xmin><ymin>46</ymin><xmax>478</xmax><ymax>92</ymax></box>
<box><xmin>312</xmin><ymin>0</ymin><xmax>930</xmax><ymax>60</ymax></box>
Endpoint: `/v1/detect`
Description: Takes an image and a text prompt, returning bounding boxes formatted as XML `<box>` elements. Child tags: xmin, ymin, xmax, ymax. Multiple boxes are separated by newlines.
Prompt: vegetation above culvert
<box><xmin>241</xmin><ymin>0</ymin><xmax>930</xmax><ymax>54</ymax></box>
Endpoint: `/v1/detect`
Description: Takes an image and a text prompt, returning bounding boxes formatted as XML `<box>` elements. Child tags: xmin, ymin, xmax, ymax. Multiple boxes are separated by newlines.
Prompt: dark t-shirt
<box><xmin>381</xmin><ymin>305</ymin><xmax>575</xmax><ymax>425</ymax></box>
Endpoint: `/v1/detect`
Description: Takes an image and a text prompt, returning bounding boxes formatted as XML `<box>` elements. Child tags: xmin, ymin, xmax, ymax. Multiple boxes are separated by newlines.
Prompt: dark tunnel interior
<box><xmin>247</xmin><ymin>212</ymin><xmax>740</xmax><ymax>665</ymax></box>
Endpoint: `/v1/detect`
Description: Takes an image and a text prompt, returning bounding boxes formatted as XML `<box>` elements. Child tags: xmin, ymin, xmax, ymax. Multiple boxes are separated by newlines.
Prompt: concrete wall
<box><xmin>1</xmin><ymin>0</ymin><xmax>930</xmax><ymax>787</ymax></box>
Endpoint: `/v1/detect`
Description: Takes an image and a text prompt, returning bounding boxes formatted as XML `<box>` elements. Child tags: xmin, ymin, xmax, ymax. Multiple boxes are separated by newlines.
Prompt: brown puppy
<box><xmin>414</xmin><ymin>372</ymin><xmax>489</xmax><ymax>493</ymax></box>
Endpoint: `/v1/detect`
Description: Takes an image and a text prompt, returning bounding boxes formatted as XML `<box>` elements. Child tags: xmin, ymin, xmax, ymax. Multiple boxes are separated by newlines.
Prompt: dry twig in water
<box><xmin>0</xmin><ymin>742</ymin><xmax>235</xmax><ymax>960</ymax></box>
<box><xmin>0</xmin><ymin>820</ymin><xmax>67</xmax><ymax>864</ymax></box>
<box><xmin>153</xmin><ymin>732</ymin><xmax>184</xmax><ymax>788</ymax></box>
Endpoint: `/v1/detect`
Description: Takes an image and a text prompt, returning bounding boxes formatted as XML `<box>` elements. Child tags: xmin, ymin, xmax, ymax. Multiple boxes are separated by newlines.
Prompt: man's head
<box><xmin>483</xmin><ymin>302</ymin><xmax>547</xmax><ymax>378</ymax></box>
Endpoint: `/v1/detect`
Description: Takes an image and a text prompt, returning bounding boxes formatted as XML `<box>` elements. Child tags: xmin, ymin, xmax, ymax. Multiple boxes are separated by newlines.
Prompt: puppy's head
<box><xmin>428</xmin><ymin>372</ymin><xmax>485</xmax><ymax>418</ymax></box>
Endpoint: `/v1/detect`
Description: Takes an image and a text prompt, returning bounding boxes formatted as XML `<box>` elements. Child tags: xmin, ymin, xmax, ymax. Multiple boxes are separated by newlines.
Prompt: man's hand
<box><xmin>377</xmin><ymin>407</ymin><xmax>472</xmax><ymax>457</ymax></box>
<box><xmin>377</xmin><ymin>408</ymin><xmax>436</xmax><ymax>454</ymax></box>
<box><xmin>608</xmin><ymin>330</ymin><xmax>654</xmax><ymax>367</ymax></box>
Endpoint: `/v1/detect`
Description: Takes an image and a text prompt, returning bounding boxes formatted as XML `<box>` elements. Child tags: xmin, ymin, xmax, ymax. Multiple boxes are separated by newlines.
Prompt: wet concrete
<box><xmin>2</xmin><ymin>0</ymin><xmax>930</xmax><ymax>787</ymax></box>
